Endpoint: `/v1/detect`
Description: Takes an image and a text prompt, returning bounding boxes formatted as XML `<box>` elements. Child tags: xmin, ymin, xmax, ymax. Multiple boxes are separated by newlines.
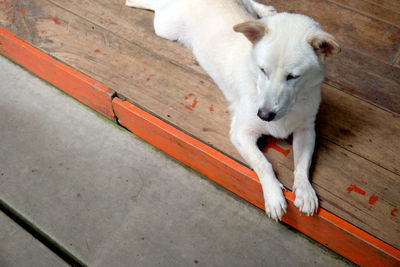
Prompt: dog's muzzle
<box><xmin>257</xmin><ymin>108</ymin><xmax>276</xmax><ymax>122</ymax></box>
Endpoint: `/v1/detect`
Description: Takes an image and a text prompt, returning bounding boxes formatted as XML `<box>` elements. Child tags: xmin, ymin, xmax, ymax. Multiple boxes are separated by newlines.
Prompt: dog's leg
<box><xmin>244</xmin><ymin>0</ymin><xmax>277</xmax><ymax>18</ymax></box>
<box><xmin>230</xmin><ymin>116</ymin><xmax>287</xmax><ymax>221</ymax></box>
<box><xmin>292</xmin><ymin>126</ymin><xmax>319</xmax><ymax>215</ymax></box>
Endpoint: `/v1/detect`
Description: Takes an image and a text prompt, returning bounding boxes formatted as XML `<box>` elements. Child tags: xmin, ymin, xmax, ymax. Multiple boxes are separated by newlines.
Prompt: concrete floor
<box><xmin>0</xmin><ymin>55</ymin><xmax>352</xmax><ymax>266</ymax></box>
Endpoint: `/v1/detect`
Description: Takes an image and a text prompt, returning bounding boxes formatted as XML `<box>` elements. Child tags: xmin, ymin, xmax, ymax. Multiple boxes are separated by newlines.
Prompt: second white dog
<box><xmin>126</xmin><ymin>0</ymin><xmax>341</xmax><ymax>221</ymax></box>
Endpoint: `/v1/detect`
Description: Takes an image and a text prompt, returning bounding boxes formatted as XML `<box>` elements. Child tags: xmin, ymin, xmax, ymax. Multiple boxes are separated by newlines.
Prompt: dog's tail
<box><xmin>125</xmin><ymin>0</ymin><xmax>163</xmax><ymax>11</ymax></box>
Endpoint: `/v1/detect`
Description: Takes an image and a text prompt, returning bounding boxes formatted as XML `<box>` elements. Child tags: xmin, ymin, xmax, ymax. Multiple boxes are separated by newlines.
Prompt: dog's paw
<box><xmin>293</xmin><ymin>182</ymin><xmax>318</xmax><ymax>216</ymax></box>
<box><xmin>264</xmin><ymin>186</ymin><xmax>287</xmax><ymax>221</ymax></box>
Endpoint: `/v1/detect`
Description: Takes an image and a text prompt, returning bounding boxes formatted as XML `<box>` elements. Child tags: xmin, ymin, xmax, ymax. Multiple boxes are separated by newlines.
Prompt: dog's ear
<box><xmin>309</xmin><ymin>35</ymin><xmax>341</xmax><ymax>61</ymax></box>
<box><xmin>233</xmin><ymin>21</ymin><xmax>266</xmax><ymax>44</ymax></box>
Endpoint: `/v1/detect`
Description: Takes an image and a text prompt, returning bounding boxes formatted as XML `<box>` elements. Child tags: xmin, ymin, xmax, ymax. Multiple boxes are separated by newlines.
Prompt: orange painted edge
<box><xmin>0</xmin><ymin>26</ymin><xmax>398</xmax><ymax>266</ymax></box>
<box><xmin>0</xmin><ymin>28</ymin><xmax>115</xmax><ymax>120</ymax></box>
<box><xmin>113</xmin><ymin>98</ymin><xmax>400</xmax><ymax>266</ymax></box>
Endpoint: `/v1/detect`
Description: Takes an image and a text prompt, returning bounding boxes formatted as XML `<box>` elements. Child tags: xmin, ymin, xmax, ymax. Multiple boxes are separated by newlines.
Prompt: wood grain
<box><xmin>52</xmin><ymin>0</ymin><xmax>400</xmax><ymax>114</ymax></box>
<box><xmin>325</xmin><ymin>46</ymin><xmax>400</xmax><ymax>114</ymax></box>
<box><xmin>328</xmin><ymin>0</ymin><xmax>400</xmax><ymax>26</ymax></box>
<box><xmin>1</xmin><ymin>0</ymin><xmax>399</xmax><ymax>249</ymax></box>
<box><xmin>40</xmin><ymin>0</ymin><xmax>400</xmax><ymax>175</ymax></box>
<box><xmin>258</xmin><ymin>0</ymin><xmax>400</xmax><ymax>63</ymax></box>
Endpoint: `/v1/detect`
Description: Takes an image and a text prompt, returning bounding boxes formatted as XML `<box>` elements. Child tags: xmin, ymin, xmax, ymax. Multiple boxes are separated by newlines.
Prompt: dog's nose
<box><xmin>257</xmin><ymin>109</ymin><xmax>276</xmax><ymax>121</ymax></box>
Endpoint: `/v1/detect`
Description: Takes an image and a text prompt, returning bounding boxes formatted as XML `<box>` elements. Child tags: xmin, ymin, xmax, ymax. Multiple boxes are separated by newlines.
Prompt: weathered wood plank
<box><xmin>318</xmin><ymin>83</ymin><xmax>400</xmax><ymax>176</ymax></box>
<box><xmin>366</xmin><ymin>0</ymin><xmax>400</xmax><ymax>13</ymax></box>
<box><xmin>1</xmin><ymin>0</ymin><xmax>399</xmax><ymax>249</ymax></box>
<box><xmin>37</xmin><ymin>0</ymin><xmax>400</xmax><ymax>175</ymax></box>
<box><xmin>325</xmin><ymin>46</ymin><xmax>400</xmax><ymax>114</ymax></box>
<box><xmin>258</xmin><ymin>0</ymin><xmax>400</xmax><ymax>63</ymax></box>
<box><xmin>50</xmin><ymin>0</ymin><xmax>400</xmax><ymax>114</ymax></box>
<box><xmin>328</xmin><ymin>0</ymin><xmax>400</xmax><ymax>26</ymax></box>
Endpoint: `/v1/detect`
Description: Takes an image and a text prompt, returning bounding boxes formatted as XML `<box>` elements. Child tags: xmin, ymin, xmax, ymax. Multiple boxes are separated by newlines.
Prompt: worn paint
<box><xmin>19</xmin><ymin>9</ymin><xmax>26</xmax><ymax>14</ymax></box>
<box><xmin>184</xmin><ymin>93</ymin><xmax>197</xmax><ymax>111</ymax></box>
<box><xmin>369</xmin><ymin>194</ymin><xmax>378</xmax><ymax>205</ymax></box>
<box><xmin>94</xmin><ymin>49</ymin><xmax>101</xmax><ymax>53</ymax></box>
<box><xmin>53</xmin><ymin>18</ymin><xmax>60</xmax><ymax>25</ymax></box>
<box><xmin>391</xmin><ymin>208</ymin><xmax>398</xmax><ymax>217</ymax></box>
<box><xmin>209</xmin><ymin>104</ymin><xmax>214</xmax><ymax>112</ymax></box>
<box><xmin>347</xmin><ymin>184</ymin><xmax>366</xmax><ymax>195</ymax></box>
<box><xmin>263</xmin><ymin>138</ymin><xmax>290</xmax><ymax>156</ymax></box>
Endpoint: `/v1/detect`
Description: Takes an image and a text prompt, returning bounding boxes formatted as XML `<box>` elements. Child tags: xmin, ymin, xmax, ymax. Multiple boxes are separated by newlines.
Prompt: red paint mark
<box><xmin>53</xmin><ymin>18</ymin><xmax>60</xmax><ymax>25</ymax></box>
<box><xmin>183</xmin><ymin>93</ymin><xmax>197</xmax><ymax>111</ymax></box>
<box><xmin>94</xmin><ymin>49</ymin><xmax>101</xmax><ymax>53</ymax></box>
<box><xmin>20</xmin><ymin>9</ymin><xmax>26</xmax><ymax>14</ymax></box>
<box><xmin>369</xmin><ymin>194</ymin><xmax>378</xmax><ymax>205</ymax></box>
<box><xmin>263</xmin><ymin>138</ymin><xmax>290</xmax><ymax>156</ymax></box>
<box><xmin>209</xmin><ymin>104</ymin><xmax>214</xmax><ymax>112</ymax></box>
<box><xmin>146</xmin><ymin>77</ymin><xmax>150</xmax><ymax>81</ymax></box>
<box><xmin>184</xmin><ymin>93</ymin><xmax>194</xmax><ymax>100</ymax></box>
<box><xmin>347</xmin><ymin>184</ymin><xmax>366</xmax><ymax>195</ymax></box>
<box><xmin>391</xmin><ymin>208</ymin><xmax>398</xmax><ymax>217</ymax></box>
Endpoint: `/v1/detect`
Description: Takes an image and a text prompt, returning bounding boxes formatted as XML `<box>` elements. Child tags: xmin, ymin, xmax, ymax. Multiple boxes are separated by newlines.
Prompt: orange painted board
<box><xmin>113</xmin><ymin>98</ymin><xmax>400</xmax><ymax>267</ymax></box>
<box><xmin>0</xmin><ymin>28</ymin><xmax>116</xmax><ymax>120</ymax></box>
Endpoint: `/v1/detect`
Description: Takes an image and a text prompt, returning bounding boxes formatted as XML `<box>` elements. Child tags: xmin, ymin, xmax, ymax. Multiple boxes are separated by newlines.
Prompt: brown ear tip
<box><xmin>233</xmin><ymin>22</ymin><xmax>251</xmax><ymax>32</ymax></box>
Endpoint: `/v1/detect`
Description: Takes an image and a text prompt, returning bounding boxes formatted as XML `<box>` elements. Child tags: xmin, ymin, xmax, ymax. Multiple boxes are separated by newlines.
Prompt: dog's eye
<box><xmin>286</xmin><ymin>74</ymin><xmax>300</xmax><ymax>81</ymax></box>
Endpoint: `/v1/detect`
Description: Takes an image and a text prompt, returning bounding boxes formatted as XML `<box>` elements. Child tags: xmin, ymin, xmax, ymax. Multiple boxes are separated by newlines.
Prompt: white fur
<box><xmin>126</xmin><ymin>0</ymin><xmax>338</xmax><ymax>221</ymax></box>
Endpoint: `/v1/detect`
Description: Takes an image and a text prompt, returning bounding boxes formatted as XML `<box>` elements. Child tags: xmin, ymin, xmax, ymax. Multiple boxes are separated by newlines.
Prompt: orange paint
<box><xmin>94</xmin><ymin>49</ymin><xmax>101</xmax><ymax>53</ymax></box>
<box><xmin>369</xmin><ymin>194</ymin><xmax>378</xmax><ymax>205</ymax></box>
<box><xmin>0</xmin><ymin>28</ymin><xmax>115</xmax><ymax>119</ymax></box>
<box><xmin>184</xmin><ymin>93</ymin><xmax>197</xmax><ymax>111</ymax></box>
<box><xmin>53</xmin><ymin>18</ymin><xmax>60</xmax><ymax>25</ymax></box>
<box><xmin>263</xmin><ymin>138</ymin><xmax>290</xmax><ymax>156</ymax></box>
<box><xmin>184</xmin><ymin>93</ymin><xmax>194</xmax><ymax>100</ymax></box>
<box><xmin>19</xmin><ymin>9</ymin><xmax>26</xmax><ymax>14</ymax></box>
<box><xmin>391</xmin><ymin>208</ymin><xmax>398</xmax><ymax>217</ymax></box>
<box><xmin>209</xmin><ymin>104</ymin><xmax>214</xmax><ymax>112</ymax></box>
<box><xmin>146</xmin><ymin>77</ymin><xmax>150</xmax><ymax>81</ymax></box>
<box><xmin>347</xmin><ymin>184</ymin><xmax>366</xmax><ymax>195</ymax></box>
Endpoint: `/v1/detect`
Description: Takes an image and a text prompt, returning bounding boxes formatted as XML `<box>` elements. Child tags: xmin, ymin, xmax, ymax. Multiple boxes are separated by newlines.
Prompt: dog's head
<box><xmin>234</xmin><ymin>13</ymin><xmax>341</xmax><ymax>122</ymax></box>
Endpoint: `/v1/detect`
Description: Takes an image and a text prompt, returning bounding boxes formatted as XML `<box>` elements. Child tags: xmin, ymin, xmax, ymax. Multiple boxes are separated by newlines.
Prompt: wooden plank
<box><xmin>327</xmin><ymin>0</ymin><xmax>400</xmax><ymax>26</ymax></box>
<box><xmin>112</xmin><ymin>97</ymin><xmax>400</xmax><ymax>267</ymax></box>
<box><xmin>27</xmin><ymin>0</ymin><xmax>400</xmax><ymax>175</ymax></box>
<box><xmin>0</xmin><ymin>28</ymin><xmax>116</xmax><ymax>120</ymax></box>
<box><xmin>366</xmin><ymin>0</ymin><xmax>400</xmax><ymax>13</ymax></box>
<box><xmin>257</xmin><ymin>0</ymin><xmax>400</xmax><ymax>63</ymax></box>
<box><xmin>1</xmin><ymin>0</ymin><xmax>399</xmax><ymax>250</ymax></box>
<box><xmin>49</xmin><ymin>0</ymin><xmax>400</xmax><ymax>114</ymax></box>
<box><xmin>325</xmin><ymin>46</ymin><xmax>400</xmax><ymax>114</ymax></box>
<box><xmin>318</xmin><ymin>84</ymin><xmax>400</xmax><ymax>176</ymax></box>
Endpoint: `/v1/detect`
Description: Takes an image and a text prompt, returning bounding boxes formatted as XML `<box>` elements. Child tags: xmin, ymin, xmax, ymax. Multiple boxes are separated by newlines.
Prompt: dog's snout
<box><xmin>257</xmin><ymin>108</ymin><xmax>276</xmax><ymax>122</ymax></box>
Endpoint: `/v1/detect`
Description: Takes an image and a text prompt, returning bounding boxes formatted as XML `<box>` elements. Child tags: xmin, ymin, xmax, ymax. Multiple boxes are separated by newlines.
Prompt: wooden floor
<box><xmin>0</xmin><ymin>0</ymin><xmax>399</xmax><ymax>255</ymax></box>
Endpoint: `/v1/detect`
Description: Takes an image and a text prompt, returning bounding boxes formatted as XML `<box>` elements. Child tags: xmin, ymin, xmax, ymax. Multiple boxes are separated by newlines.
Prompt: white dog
<box><xmin>126</xmin><ymin>0</ymin><xmax>340</xmax><ymax>221</ymax></box>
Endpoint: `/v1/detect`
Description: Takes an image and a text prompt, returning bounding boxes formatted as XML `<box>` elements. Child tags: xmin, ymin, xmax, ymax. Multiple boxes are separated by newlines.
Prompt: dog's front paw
<box><xmin>264</xmin><ymin>186</ymin><xmax>287</xmax><ymax>221</ymax></box>
<box><xmin>293</xmin><ymin>181</ymin><xmax>318</xmax><ymax>216</ymax></box>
